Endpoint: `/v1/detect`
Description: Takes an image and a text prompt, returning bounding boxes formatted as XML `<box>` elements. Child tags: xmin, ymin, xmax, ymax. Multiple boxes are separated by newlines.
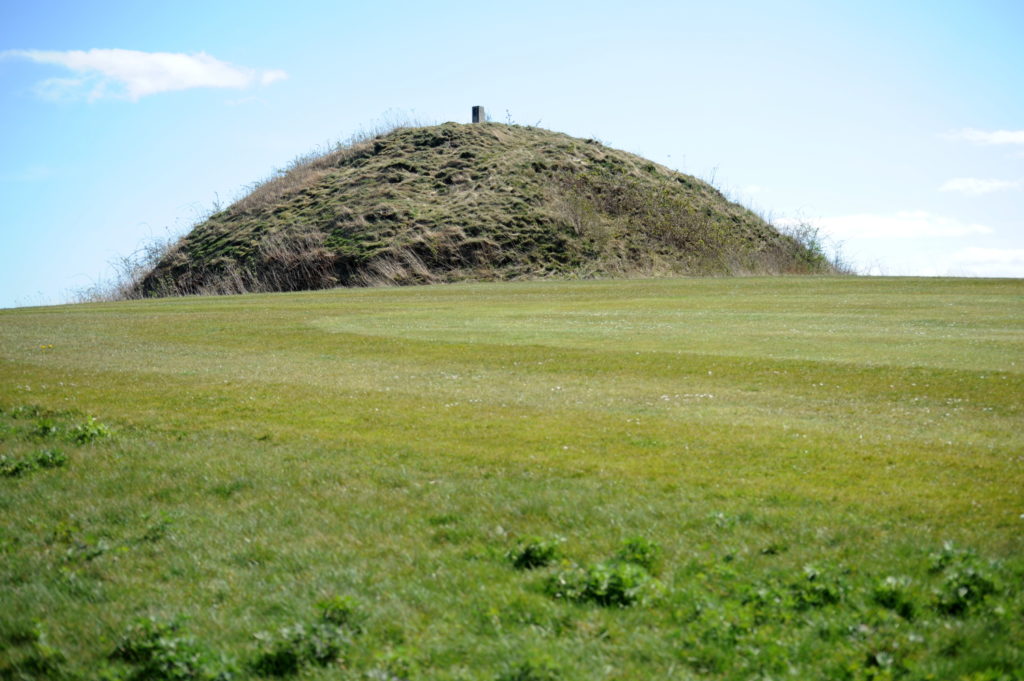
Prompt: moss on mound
<box><xmin>141</xmin><ymin>123</ymin><xmax>830</xmax><ymax>296</ymax></box>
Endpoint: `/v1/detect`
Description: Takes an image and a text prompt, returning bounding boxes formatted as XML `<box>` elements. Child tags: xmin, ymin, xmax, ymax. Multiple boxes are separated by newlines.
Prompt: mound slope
<box><xmin>141</xmin><ymin>122</ymin><xmax>830</xmax><ymax>296</ymax></box>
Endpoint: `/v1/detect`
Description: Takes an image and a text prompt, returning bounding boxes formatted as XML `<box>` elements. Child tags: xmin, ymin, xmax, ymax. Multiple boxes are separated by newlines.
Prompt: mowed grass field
<box><xmin>1</xmin><ymin>276</ymin><xmax>1021</xmax><ymax>680</ymax></box>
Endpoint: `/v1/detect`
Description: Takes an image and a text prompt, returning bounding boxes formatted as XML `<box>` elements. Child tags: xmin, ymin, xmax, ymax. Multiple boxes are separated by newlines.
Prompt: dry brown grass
<box><xmin>138</xmin><ymin>225</ymin><xmax>338</xmax><ymax>297</ymax></box>
<box><xmin>231</xmin><ymin>144</ymin><xmax>370</xmax><ymax>216</ymax></box>
<box><xmin>231</xmin><ymin>115</ymin><xmax>430</xmax><ymax>216</ymax></box>
<box><xmin>72</xmin><ymin>234</ymin><xmax>186</xmax><ymax>303</ymax></box>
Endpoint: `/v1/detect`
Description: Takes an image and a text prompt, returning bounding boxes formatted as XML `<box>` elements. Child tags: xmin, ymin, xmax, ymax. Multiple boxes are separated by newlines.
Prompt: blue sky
<box><xmin>1</xmin><ymin>0</ymin><xmax>1022</xmax><ymax>307</ymax></box>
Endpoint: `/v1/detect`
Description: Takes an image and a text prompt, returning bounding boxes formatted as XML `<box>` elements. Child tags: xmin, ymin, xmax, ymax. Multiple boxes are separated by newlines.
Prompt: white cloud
<box><xmin>2</xmin><ymin>48</ymin><xmax>287</xmax><ymax>101</ymax></box>
<box><xmin>945</xmin><ymin>128</ymin><xmax>1024</xmax><ymax>146</ymax></box>
<box><xmin>260</xmin><ymin>69</ymin><xmax>288</xmax><ymax>86</ymax></box>
<box><xmin>781</xmin><ymin>211</ymin><xmax>994</xmax><ymax>239</ymax></box>
<box><xmin>939</xmin><ymin>177</ymin><xmax>1023</xmax><ymax>196</ymax></box>
<box><xmin>948</xmin><ymin>248</ymin><xmax>1024</xmax><ymax>278</ymax></box>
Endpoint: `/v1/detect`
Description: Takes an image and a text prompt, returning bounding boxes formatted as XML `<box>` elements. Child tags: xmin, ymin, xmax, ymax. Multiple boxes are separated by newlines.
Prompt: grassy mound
<box><xmin>140</xmin><ymin>123</ymin><xmax>831</xmax><ymax>296</ymax></box>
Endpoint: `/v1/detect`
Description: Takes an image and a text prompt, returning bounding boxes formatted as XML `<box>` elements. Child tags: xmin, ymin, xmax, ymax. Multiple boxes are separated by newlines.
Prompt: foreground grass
<box><xmin>0</xmin><ymin>276</ymin><xmax>1021</xmax><ymax>680</ymax></box>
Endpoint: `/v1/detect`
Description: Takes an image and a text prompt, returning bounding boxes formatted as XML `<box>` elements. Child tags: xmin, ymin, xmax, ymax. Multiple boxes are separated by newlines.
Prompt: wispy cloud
<box><xmin>948</xmin><ymin>248</ymin><xmax>1024</xmax><ymax>278</ymax></box>
<box><xmin>783</xmin><ymin>211</ymin><xmax>994</xmax><ymax>239</ymax></box>
<box><xmin>944</xmin><ymin>128</ymin><xmax>1024</xmax><ymax>146</ymax></box>
<box><xmin>2</xmin><ymin>48</ymin><xmax>287</xmax><ymax>101</ymax></box>
<box><xmin>940</xmin><ymin>177</ymin><xmax>1023</xmax><ymax>196</ymax></box>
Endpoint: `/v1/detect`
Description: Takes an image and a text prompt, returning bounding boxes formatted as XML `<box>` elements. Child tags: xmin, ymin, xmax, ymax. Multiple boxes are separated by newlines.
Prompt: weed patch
<box><xmin>364</xmin><ymin>646</ymin><xmax>421</xmax><ymax>681</ymax></box>
<box><xmin>0</xmin><ymin>449</ymin><xmax>67</xmax><ymax>478</ymax></box>
<box><xmin>30</xmin><ymin>418</ymin><xmax>60</xmax><ymax>440</ymax></box>
<box><xmin>110</xmin><ymin>617</ymin><xmax>237</xmax><ymax>681</ymax></box>
<box><xmin>614</xmin><ymin>536</ymin><xmax>662</xmax><ymax>574</ymax></box>
<box><xmin>507</xmin><ymin>537</ymin><xmax>562</xmax><ymax>570</ymax></box>
<box><xmin>67</xmin><ymin>417</ymin><xmax>112</xmax><ymax>444</ymax></box>
<box><xmin>315</xmin><ymin>595</ymin><xmax>363</xmax><ymax>631</ymax></box>
<box><xmin>871</xmin><ymin>575</ymin><xmax>917</xmax><ymax>620</ymax></box>
<box><xmin>0</xmin><ymin>622</ymin><xmax>67</xmax><ymax>681</ymax></box>
<box><xmin>545</xmin><ymin>561</ymin><xmax>660</xmax><ymax>607</ymax></box>
<box><xmin>0</xmin><ymin>406</ymin><xmax>113</xmax><ymax>480</ymax></box>
<box><xmin>538</xmin><ymin>536</ymin><xmax>664</xmax><ymax>607</ymax></box>
<box><xmin>496</xmin><ymin>654</ymin><xmax>562</xmax><ymax>681</ymax></box>
<box><xmin>928</xmin><ymin>542</ymin><xmax>1002</xmax><ymax>617</ymax></box>
<box><xmin>788</xmin><ymin>564</ymin><xmax>845</xmax><ymax>610</ymax></box>
<box><xmin>250</xmin><ymin>598</ymin><xmax>363</xmax><ymax>676</ymax></box>
<box><xmin>106</xmin><ymin>602</ymin><xmax>366</xmax><ymax>680</ymax></box>
<box><xmin>250</xmin><ymin>621</ymin><xmax>349</xmax><ymax>677</ymax></box>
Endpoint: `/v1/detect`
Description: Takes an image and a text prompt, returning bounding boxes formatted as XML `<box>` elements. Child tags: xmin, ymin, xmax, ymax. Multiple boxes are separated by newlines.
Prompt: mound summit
<box><xmin>140</xmin><ymin>121</ymin><xmax>831</xmax><ymax>296</ymax></box>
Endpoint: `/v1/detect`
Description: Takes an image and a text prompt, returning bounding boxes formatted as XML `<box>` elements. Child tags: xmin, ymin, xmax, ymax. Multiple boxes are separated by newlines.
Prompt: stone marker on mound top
<box><xmin>472</xmin><ymin>105</ymin><xmax>485</xmax><ymax>123</ymax></box>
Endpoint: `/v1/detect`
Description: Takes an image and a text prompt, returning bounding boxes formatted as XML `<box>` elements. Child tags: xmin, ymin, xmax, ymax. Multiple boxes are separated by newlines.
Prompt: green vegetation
<box><xmin>507</xmin><ymin>538</ymin><xmax>563</xmax><ymax>571</ymax></box>
<box><xmin>138</xmin><ymin>123</ymin><xmax>834</xmax><ymax>297</ymax></box>
<box><xmin>1</xmin><ymin>276</ymin><xmax>1021</xmax><ymax>679</ymax></box>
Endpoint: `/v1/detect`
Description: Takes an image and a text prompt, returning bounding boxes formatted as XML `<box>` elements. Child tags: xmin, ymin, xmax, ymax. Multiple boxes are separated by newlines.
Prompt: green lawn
<box><xmin>1</xmin><ymin>276</ymin><xmax>1021</xmax><ymax>680</ymax></box>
